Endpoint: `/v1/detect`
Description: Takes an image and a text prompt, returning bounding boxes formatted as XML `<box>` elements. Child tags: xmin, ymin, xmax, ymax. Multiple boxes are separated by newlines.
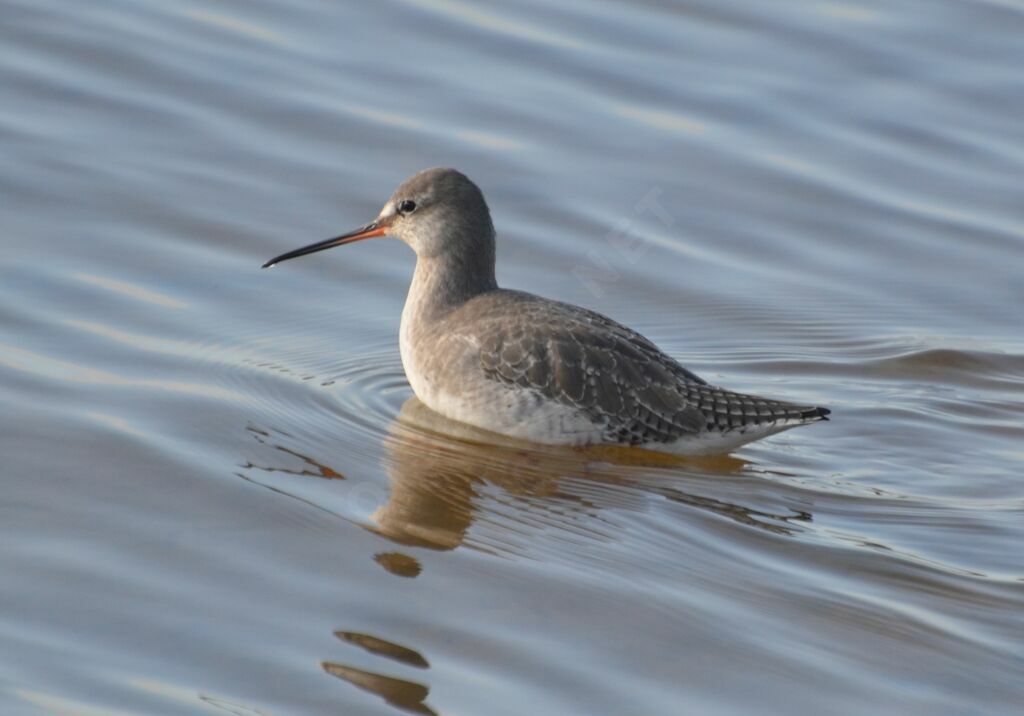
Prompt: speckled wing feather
<box><xmin>471</xmin><ymin>291</ymin><xmax>827</xmax><ymax>446</ymax></box>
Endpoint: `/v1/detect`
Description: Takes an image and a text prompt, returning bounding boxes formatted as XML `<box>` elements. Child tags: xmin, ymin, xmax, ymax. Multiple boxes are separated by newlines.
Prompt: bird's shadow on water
<box><xmin>235</xmin><ymin>398</ymin><xmax>814</xmax><ymax>715</ymax></box>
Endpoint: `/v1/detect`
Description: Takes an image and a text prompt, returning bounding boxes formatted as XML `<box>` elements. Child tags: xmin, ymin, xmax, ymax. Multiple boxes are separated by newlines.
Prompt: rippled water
<box><xmin>3</xmin><ymin>1</ymin><xmax>1023</xmax><ymax>714</ymax></box>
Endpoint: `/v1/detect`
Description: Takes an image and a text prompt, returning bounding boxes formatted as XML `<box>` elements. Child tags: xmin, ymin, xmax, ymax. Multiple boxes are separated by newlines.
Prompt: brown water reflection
<box><xmin>324</xmin><ymin>631</ymin><xmax>433</xmax><ymax>714</ymax></box>
<box><xmin>322</xmin><ymin>659</ymin><xmax>435</xmax><ymax>716</ymax></box>
<box><xmin>241</xmin><ymin>398</ymin><xmax>809</xmax><ymax>564</ymax></box>
<box><xmin>376</xmin><ymin>398</ymin><xmax>810</xmax><ymax>548</ymax></box>
<box><xmin>241</xmin><ymin>398</ymin><xmax>817</xmax><ymax>714</ymax></box>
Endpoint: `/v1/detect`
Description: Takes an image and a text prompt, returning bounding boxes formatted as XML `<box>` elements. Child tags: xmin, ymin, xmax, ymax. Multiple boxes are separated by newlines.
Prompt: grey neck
<box><xmin>406</xmin><ymin>242</ymin><xmax>498</xmax><ymax>322</ymax></box>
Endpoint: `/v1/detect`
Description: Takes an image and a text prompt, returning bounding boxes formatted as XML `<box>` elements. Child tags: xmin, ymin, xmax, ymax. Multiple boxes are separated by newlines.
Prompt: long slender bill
<box><xmin>261</xmin><ymin>221</ymin><xmax>386</xmax><ymax>268</ymax></box>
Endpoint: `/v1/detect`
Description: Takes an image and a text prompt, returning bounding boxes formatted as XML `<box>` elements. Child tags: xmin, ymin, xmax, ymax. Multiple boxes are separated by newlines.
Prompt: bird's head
<box><xmin>262</xmin><ymin>167</ymin><xmax>494</xmax><ymax>268</ymax></box>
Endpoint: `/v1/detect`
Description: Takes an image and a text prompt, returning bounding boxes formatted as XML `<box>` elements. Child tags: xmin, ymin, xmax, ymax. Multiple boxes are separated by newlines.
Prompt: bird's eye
<box><xmin>398</xmin><ymin>199</ymin><xmax>417</xmax><ymax>214</ymax></box>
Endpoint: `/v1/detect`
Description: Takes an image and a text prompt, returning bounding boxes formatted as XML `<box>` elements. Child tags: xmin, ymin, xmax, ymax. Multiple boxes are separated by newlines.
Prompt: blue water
<box><xmin>2</xmin><ymin>1</ymin><xmax>1023</xmax><ymax>714</ymax></box>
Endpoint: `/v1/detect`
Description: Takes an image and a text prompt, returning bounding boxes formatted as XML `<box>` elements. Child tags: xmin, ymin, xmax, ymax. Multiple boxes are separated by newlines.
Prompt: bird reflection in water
<box><xmin>323</xmin><ymin>630</ymin><xmax>435</xmax><ymax>715</ymax></box>
<box><xmin>238</xmin><ymin>398</ymin><xmax>812</xmax><ymax>715</ymax></box>
<box><xmin>370</xmin><ymin>397</ymin><xmax>810</xmax><ymax>552</ymax></box>
<box><xmin>240</xmin><ymin>398</ymin><xmax>812</xmax><ymax>564</ymax></box>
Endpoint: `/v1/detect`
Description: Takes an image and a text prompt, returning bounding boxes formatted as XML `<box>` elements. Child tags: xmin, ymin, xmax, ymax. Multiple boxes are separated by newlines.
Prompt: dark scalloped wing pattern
<box><xmin>470</xmin><ymin>290</ymin><xmax>828</xmax><ymax>446</ymax></box>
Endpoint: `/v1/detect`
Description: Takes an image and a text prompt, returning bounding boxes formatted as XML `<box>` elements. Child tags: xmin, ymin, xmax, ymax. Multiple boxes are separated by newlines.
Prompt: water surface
<box><xmin>2</xmin><ymin>0</ymin><xmax>1023</xmax><ymax>714</ymax></box>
